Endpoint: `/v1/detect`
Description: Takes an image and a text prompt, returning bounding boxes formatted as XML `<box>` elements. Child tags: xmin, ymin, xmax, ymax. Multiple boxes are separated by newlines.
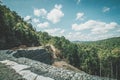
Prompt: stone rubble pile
<box><xmin>0</xmin><ymin>49</ymin><xmax>116</xmax><ymax>80</ymax></box>
<box><xmin>0</xmin><ymin>60</ymin><xmax>54</xmax><ymax>80</ymax></box>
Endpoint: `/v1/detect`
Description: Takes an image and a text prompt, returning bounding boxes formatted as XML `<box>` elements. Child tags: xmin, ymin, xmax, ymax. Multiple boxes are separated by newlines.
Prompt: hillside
<box><xmin>0</xmin><ymin>3</ymin><xmax>120</xmax><ymax>80</ymax></box>
<box><xmin>0</xmin><ymin>49</ymin><xmax>115</xmax><ymax>80</ymax></box>
<box><xmin>0</xmin><ymin>4</ymin><xmax>40</xmax><ymax>49</ymax></box>
<box><xmin>75</xmin><ymin>37</ymin><xmax>120</xmax><ymax>79</ymax></box>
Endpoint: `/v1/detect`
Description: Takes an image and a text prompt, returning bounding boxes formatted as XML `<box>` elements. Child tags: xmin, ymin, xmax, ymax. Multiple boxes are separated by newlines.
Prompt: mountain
<box><xmin>75</xmin><ymin>37</ymin><xmax>120</xmax><ymax>79</ymax></box>
<box><xmin>0</xmin><ymin>3</ymin><xmax>120</xmax><ymax>80</ymax></box>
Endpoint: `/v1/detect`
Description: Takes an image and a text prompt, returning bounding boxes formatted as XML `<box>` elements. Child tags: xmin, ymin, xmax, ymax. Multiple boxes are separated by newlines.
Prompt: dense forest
<box><xmin>0</xmin><ymin>3</ymin><xmax>120</xmax><ymax>79</ymax></box>
<box><xmin>76</xmin><ymin>38</ymin><xmax>120</xmax><ymax>79</ymax></box>
<box><xmin>0</xmin><ymin>2</ymin><xmax>40</xmax><ymax>49</ymax></box>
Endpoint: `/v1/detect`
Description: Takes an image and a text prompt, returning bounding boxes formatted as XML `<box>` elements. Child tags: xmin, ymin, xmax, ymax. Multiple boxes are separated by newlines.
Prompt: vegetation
<box><xmin>47</xmin><ymin>35</ymin><xmax>120</xmax><ymax>79</ymax></box>
<box><xmin>0</xmin><ymin>3</ymin><xmax>120</xmax><ymax>79</ymax></box>
<box><xmin>0</xmin><ymin>4</ymin><xmax>40</xmax><ymax>49</ymax></box>
<box><xmin>76</xmin><ymin>38</ymin><xmax>120</xmax><ymax>79</ymax></box>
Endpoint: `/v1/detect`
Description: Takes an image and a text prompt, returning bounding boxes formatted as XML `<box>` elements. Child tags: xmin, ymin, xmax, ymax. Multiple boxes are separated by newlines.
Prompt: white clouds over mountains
<box><xmin>32</xmin><ymin>4</ymin><xmax>65</xmax><ymax>36</ymax></box>
<box><xmin>72</xmin><ymin>20</ymin><xmax>118</xmax><ymax>34</ymax></box>
<box><xmin>24</xmin><ymin>3</ymin><xmax>119</xmax><ymax>41</ymax></box>
<box><xmin>32</xmin><ymin>4</ymin><xmax>64</xmax><ymax>29</ymax></box>
<box><xmin>37</xmin><ymin>22</ymin><xmax>49</xmax><ymax>28</ymax></box>
<box><xmin>33</xmin><ymin>4</ymin><xmax>64</xmax><ymax>24</ymax></box>
<box><xmin>44</xmin><ymin>28</ymin><xmax>61</xmax><ymax>34</ymax></box>
<box><xmin>44</xmin><ymin>28</ymin><xmax>65</xmax><ymax>36</ymax></box>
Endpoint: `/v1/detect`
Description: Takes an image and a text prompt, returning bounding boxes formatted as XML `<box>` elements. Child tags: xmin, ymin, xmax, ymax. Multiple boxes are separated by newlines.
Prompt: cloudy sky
<box><xmin>2</xmin><ymin>0</ymin><xmax>120</xmax><ymax>41</ymax></box>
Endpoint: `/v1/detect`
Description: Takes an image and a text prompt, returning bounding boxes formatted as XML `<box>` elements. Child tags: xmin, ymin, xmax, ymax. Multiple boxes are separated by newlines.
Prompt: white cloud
<box><xmin>117</xmin><ymin>29</ymin><xmax>120</xmax><ymax>32</ymax></box>
<box><xmin>91</xmin><ymin>22</ymin><xmax>117</xmax><ymax>34</ymax></box>
<box><xmin>72</xmin><ymin>20</ymin><xmax>118</xmax><ymax>34</ymax></box>
<box><xmin>60</xmin><ymin>29</ymin><xmax>65</xmax><ymax>34</ymax></box>
<box><xmin>44</xmin><ymin>28</ymin><xmax>61</xmax><ymax>34</ymax></box>
<box><xmin>102</xmin><ymin>7</ymin><xmax>110</xmax><ymax>12</ymax></box>
<box><xmin>37</xmin><ymin>22</ymin><xmax>49</xmax><ymax>28</ymax></box>
<box><xmin>24</xmin><ymin>15</ymin><xmax>31</xmax><ymax>21</ymax></box>
<box><xmin>32</xmin><ymin>18</ymin><xmax>40</xmax><ymax>23</ymax></box>
<box><xmin>34</xmin><ymin>8</ymin><xmax>47</xmax><ymax>17</ymax></box>
<box><xmin>44</xmin><ymin>28</ymin><xmax>65</xmax><ymax>36</ymax></box>
<box><xmin>77</xmin><ymin>0</ymin><xmax>80</xmax><ymax>4</ymax></box>
<box><xmin>76</xmin><ymin>12</ymin><xmax>84</xmax><ymax>20</ymax></box>
<box><xmin>47</xmin><ymin>4</ymin><xmax>64</xmax><ymax>24</ymax></box>
<box><xmin>55</xmin><ymin>4</ymin><xmax>62</xmax><ymax>9</ymax></box>
<box><xmin>65</xmin><ymin>32</ymin><xmax>91</xmax><ymax>41</ymax></box>
<box><xmin>65</xmin><ymin>32</ymin><xmax>117</xmax><ymax>41</ymax></box>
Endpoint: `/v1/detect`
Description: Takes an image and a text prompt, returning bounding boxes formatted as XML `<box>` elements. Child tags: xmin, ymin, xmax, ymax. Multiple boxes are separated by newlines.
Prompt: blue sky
<box><xmin>2</xmin><ymin>0</ymin><xmax>120</xmax><ymax>41</ymax></box>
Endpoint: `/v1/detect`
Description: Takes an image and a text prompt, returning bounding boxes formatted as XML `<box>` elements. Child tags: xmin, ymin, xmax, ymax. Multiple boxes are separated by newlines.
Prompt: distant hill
<box><xmin>74</xmin><ymin>37</ymin><xmax>120</xmax><ymax>49</ymax></box>
<box><xmin>73</xmin><ymin>37</ymin><xmax>120</xmax><ymax>43</ymax></box>
<box><xmin>94</xmin><ymin>37</ymin><xmax>120</xmax><ymax>45</ymax></box>
<box><xmin>72</xmin><ymin>40</ymin><xmax>93</xmax><ymax>43</ymax></box>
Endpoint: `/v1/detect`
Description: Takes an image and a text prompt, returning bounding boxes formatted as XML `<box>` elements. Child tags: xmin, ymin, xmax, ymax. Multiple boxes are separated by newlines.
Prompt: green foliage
<box><xmin>39</xmin><ymin>35</ymin><xmax>120</xmax><ymax>79</ymax></box>
<box><xmin>76</xmin><ymin>37</ymin><xmax>120</xmax><ymax>79</ymax></box>
<box><xmin>0</xmin><ymin>4</ymin><xmax>40</xmax><ymax>49</ymax></box>
<box><xmin>37</xmin><ymin>31</ymin><xmax>51</xmax><ymax>46</ymax></box>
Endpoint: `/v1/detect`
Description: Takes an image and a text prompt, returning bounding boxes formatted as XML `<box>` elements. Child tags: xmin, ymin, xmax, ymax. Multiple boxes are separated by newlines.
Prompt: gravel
<box><xmin>0</xmin><ymin>49</ymin><xmax>117</xmax><ymax>80</ymax></box>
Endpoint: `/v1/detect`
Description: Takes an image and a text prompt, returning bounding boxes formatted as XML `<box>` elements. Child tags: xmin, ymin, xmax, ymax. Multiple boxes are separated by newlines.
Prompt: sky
<box><xmin>2</xmin><ymin>0</ymin><xmax>120</xmax><ymax>41</ymax></box>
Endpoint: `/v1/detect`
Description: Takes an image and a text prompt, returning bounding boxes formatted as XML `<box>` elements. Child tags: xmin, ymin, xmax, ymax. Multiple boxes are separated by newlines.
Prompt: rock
<box><xmin>0</xmin><ymin>62</ymin><xmax>26</xmax><ymax>80</ymax></box>
<box><xmin>0</xmin><ymin>50</ymin><xmax>117</xmax><ymax>80</ymax></box>
<box><xmin>12</xmin><ymin>49</ymin><xmax>54</xmax><ymax>65</ymax></box>
<box><xmin>0</xmin><ymin>60</ymin><xmax>55</xmax><ymax>80</ymax></box>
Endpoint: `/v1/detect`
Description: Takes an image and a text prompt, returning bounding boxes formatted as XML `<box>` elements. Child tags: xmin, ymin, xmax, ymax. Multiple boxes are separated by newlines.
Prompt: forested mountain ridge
<box><xmin>0</xmin><ymin>3</ymin><xmax>120</xmax><ymax>80</ymax></box>
<box><xmin>0</xmin><ymin>4</ymin><xmax>40</xmax><ymax>49</ymax></box>
<box><xmin>75</xmin><ymin>37</ymin><xmax>120</xmax><ymax>79</ymax></box>
<box><xmin>74</xmin><ymin>37</ymin><xmax>120</xmax><ymax>51</ymax></box>
<box><xmin>94</xmin><ymin>37</ymin><xmax>120</xmax><ymax>49</ymax></box>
